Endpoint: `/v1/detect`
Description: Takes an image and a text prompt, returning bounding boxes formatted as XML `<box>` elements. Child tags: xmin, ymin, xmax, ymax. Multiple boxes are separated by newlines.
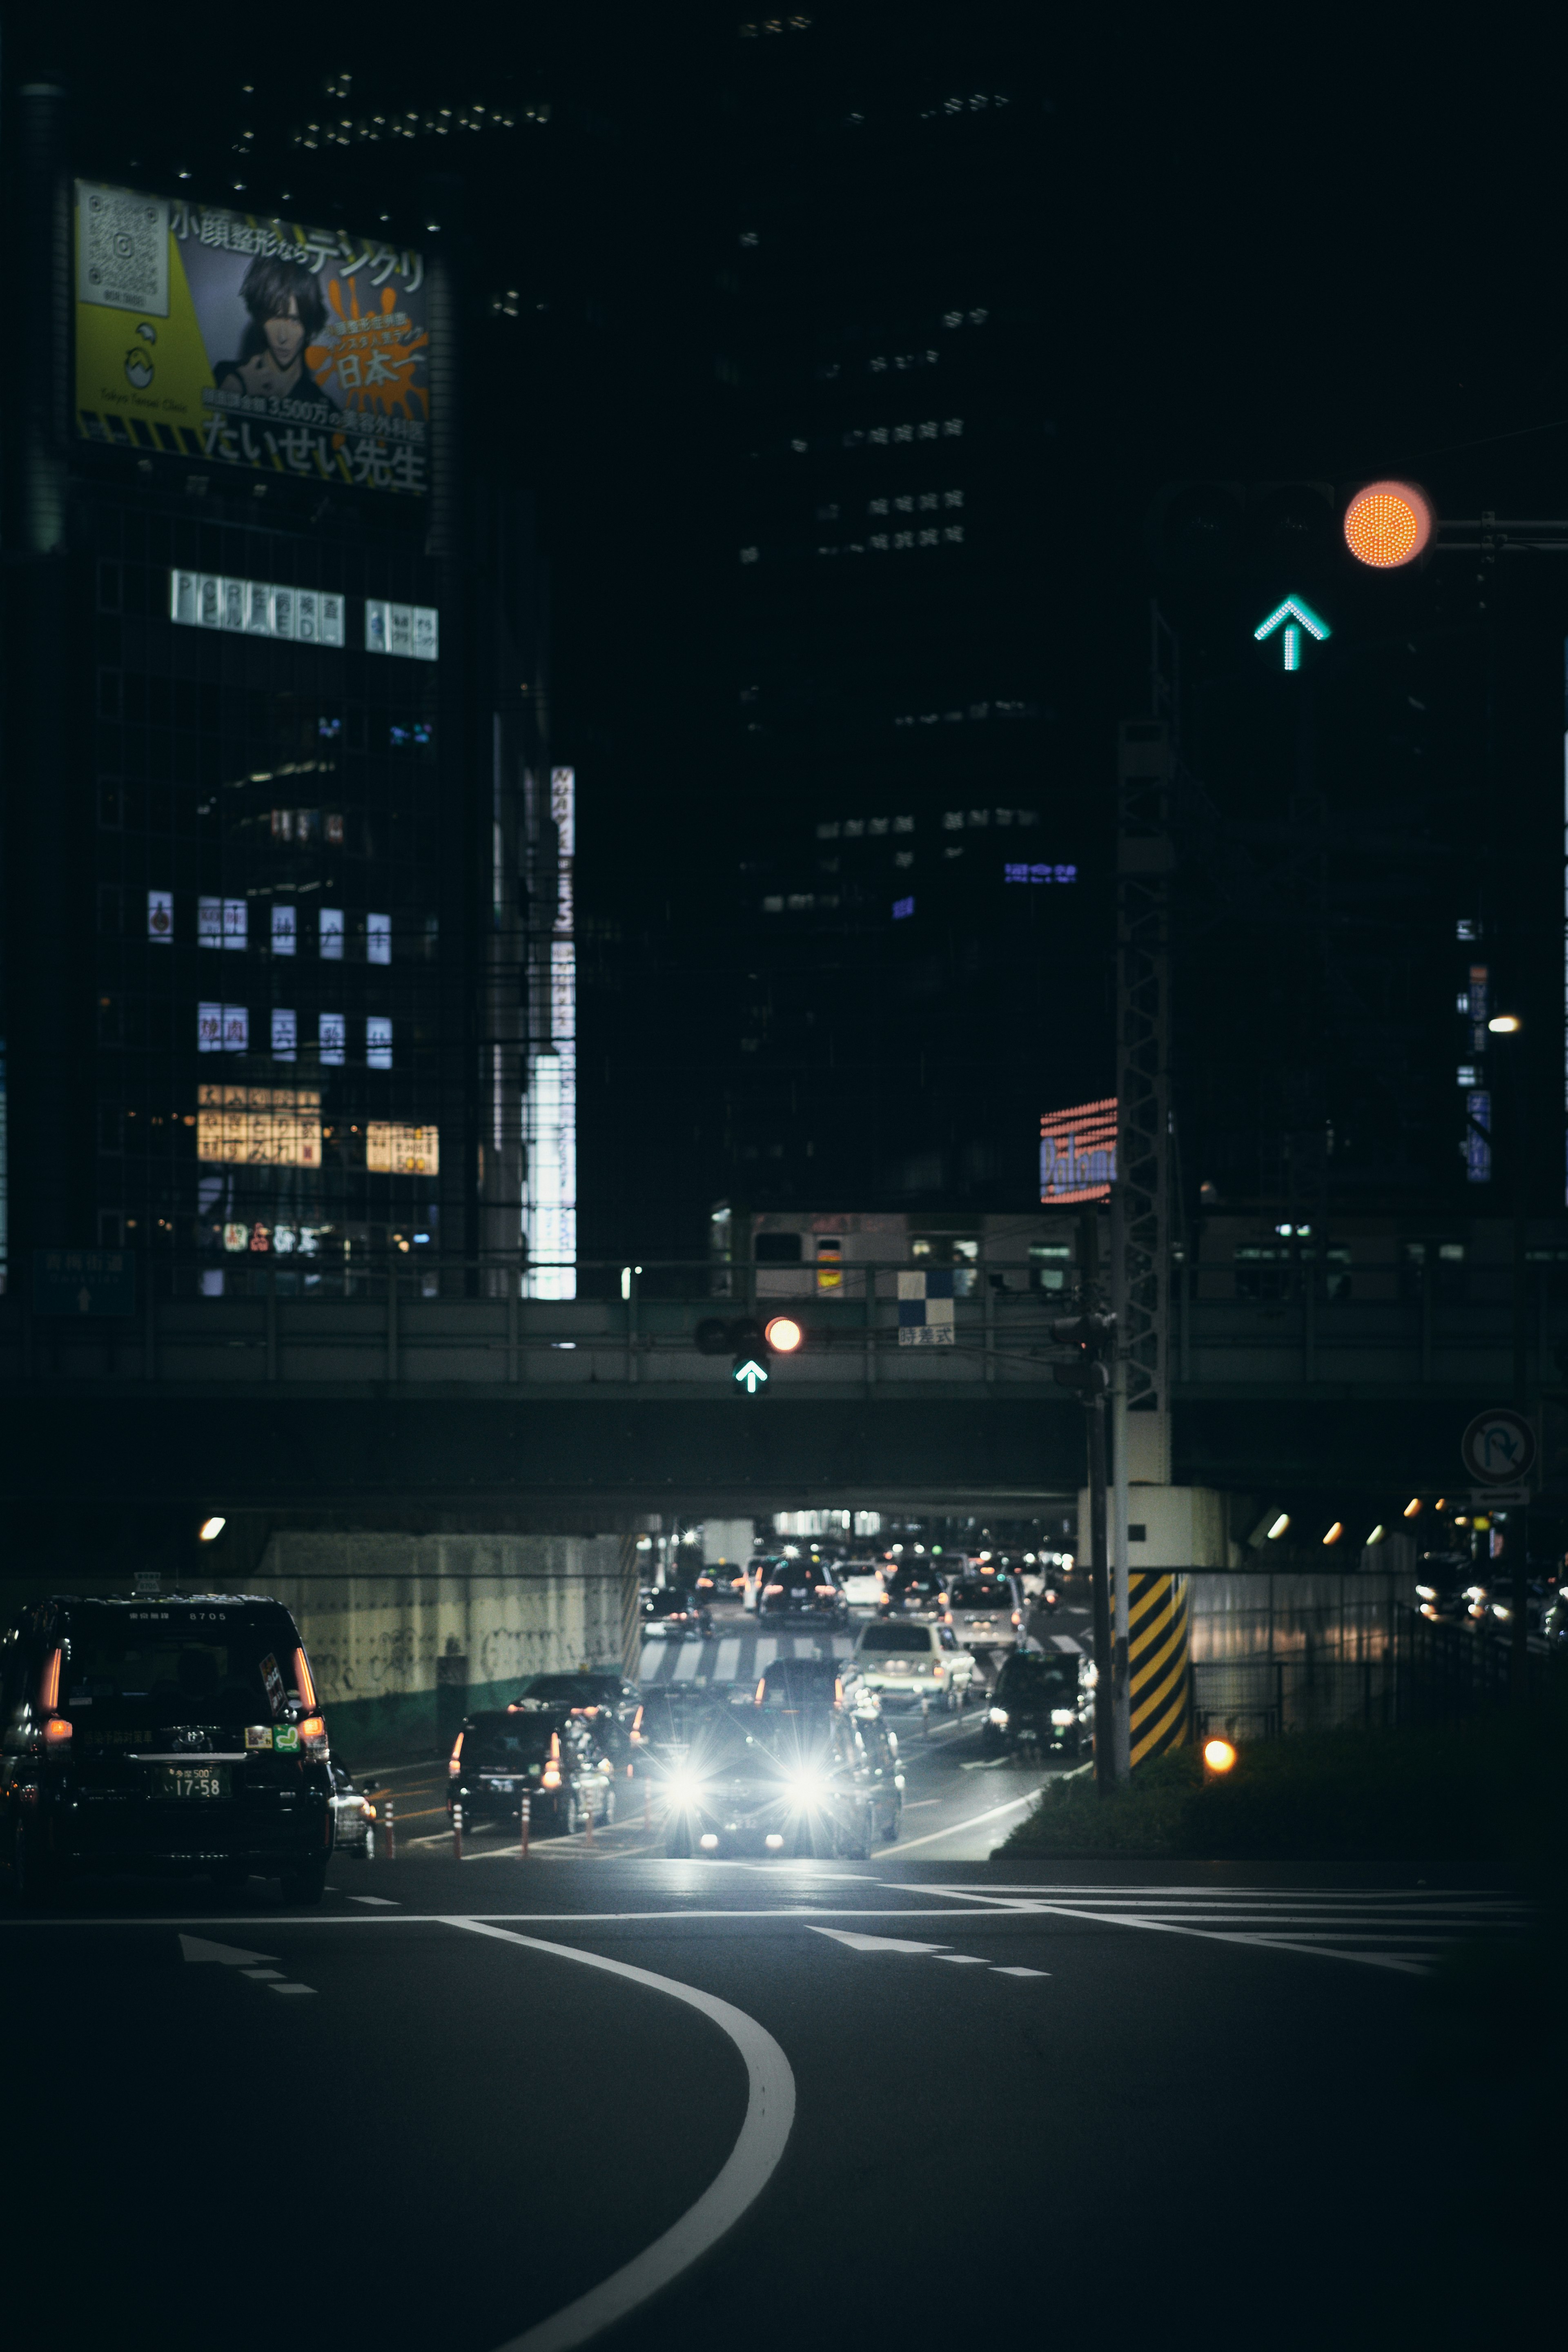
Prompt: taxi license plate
<box><xmin>153</xmin><ymin>1764</ymin><xmax>230</xmax><ymax>1800</ymax></box>
<box><xmin>487</xmin><ymin>1777</ymin><xmax>517</xmax><ymax>1793</ymax></box>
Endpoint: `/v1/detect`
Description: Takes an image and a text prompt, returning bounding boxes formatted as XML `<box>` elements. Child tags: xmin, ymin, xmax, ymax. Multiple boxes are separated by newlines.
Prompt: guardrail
<box><xmin>0</xmin><ymin>1252</ymin><xmax>1559</xmax><ymax>1393</ymax></box>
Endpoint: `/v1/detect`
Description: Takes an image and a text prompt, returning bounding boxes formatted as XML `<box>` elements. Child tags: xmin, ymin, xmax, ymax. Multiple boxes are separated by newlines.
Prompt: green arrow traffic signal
<box><xmin>733</xmin><ymin>1356</ymin><xmax>769</xmax><ymax>1394</ymax></box>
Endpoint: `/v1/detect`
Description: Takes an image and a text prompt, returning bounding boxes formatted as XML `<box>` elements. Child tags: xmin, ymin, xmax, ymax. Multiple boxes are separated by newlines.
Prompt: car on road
<box><xmin>948</xmin><ymin>1573</ymin><xmax>1022</xmax><ymax>1647</ymax></box>
<box><xmin>510</xmin><ymin>1669</ymin><xmax>644</xmax><ymax>1760</ymax></box>
<box><xmin>757</xmin><ymin>1559</ymin><xmax>850</xmax><ymax>1629</ymax></box>
<box><xmin>982</xmin><ymin>1647</ymin><xmax>1093</xmax><ymax>1758</ymax></box>
<box><xmin>837</xmin><ymin>1560</ymin><xmax>886</xmax><ymax>1610</ymax></box>
<box><xmin>664</xmin><ymin>1703</ymin><xmax>899</xmax><ymax>1858</ymax></box>
<box><xmin>754</xmin><ymin>1656</ymin><xmax>848</xmax><ymax>1712</ymax></box>
<box><xmin>1</xmin><ymin>1592</ymin><xmax>334</xmax><ymax>1904</ymax></box>
<box><xmin>742</xmin><ymin>1555</ymin><xmax>787</xmax><ymax>1614</ymax></box>
<box><xmin>633</xmin><ymin>1687</ymin><xmax>745</xmax><ymax>1787</ymax></box>
<box><xmin>641</xmin><ymin>1588</ymin><xmax>714</xmax><ymax>1640</ymax></box>
<box><xmin>879</xmin><ymin>1562</ymin><xmax>950</xmax><ymax>1620</ymax></box>
<box><xmin>850</xmin><ymin>1618</ymin><xmax>977</xmax><ymax>1714</ymax></box>
<box><xmin>448</xmin><ymin>1707</ymin><xmax>615</xmax><ymax>1834</ymax></box>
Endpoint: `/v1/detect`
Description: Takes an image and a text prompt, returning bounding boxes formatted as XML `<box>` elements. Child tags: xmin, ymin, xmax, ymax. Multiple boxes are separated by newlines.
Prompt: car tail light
<box><xmin>44</xmin><ymin>1716</ymin><xmax>72</xmax><ymax>1746</ymax></box>
<box><xmin>542</xmin><ymin>1766</ymin><xmax>562</xmax><ymax>1790</ymax></box>
<box><xmin>298</xmin><ymin>1714</ymin><xmax>329</xmax><ymax>1757</ymax></box>
<box><xmin>764</xmin><ymin>1584</ymin><xmax>784</xmax><ymax>1596</ymax></box>
<box><xmin>292</xmin><ymin>1647</ymin><xmax>318</xmax><ymax>1710</ymax></box>
<box><xmin>631</xmin><ymin>1706</ymin><xmax>645</xmax><ymax>1745</ymax></box>
<box><xmin>448</xmin><ymin>1730</ymin><xmax>465</xmax><ymax>1780</ymax></box>
<box><xmin>1011</xmin><ymin>1612</ymin><xmax>1021</xmax><ymax>1626</ymax></box>
<box><xmin>40</xmin><ymin>1648</ymin><xmax>62</xmax><ymax>1712</ymax></box>
<box><xmin>932</xmin><ymin>1663</ymin><xmax>945</xmax><ymax>1678</ymax></box>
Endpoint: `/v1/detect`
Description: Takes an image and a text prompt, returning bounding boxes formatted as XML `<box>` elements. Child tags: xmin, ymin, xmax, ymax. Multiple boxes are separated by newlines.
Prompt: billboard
<box><xmin>75</xmin><ymin>183</ymin><xmax>429</xmax><ymax>495</ymax></box>
<box><xmin>1040</xmin><ymin>1097</ymin><xmax>1118</xmax><ymax>1205</ymax></box>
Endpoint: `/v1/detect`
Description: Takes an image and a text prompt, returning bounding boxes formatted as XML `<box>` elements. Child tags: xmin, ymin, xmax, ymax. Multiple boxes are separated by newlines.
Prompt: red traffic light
<box><xmin>1343</xmin><ymin>480</ymin><xmax>1433</xmax><ymax>570</ymax></box>
<box><xmin>763</xmin><ymin>1315</ymin><xmax>803</xmax><ymax>1354</ymax></box>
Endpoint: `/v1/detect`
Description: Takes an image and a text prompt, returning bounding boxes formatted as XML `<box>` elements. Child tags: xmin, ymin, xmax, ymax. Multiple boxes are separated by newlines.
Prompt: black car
<box><xmin>2</xmin><ymin>1593</ymin><xmax>334</xmax><ymax>1903</ymax></box>
<box><xmin>982</xmin><ymin>1647</ymin><xmax>1093</xmax><ymax>1758</ymax></box>
<box><xmin>756</xmin><ymin>1559</ymin><xmax>850</xmax><ymax>1629</ymax></box>
<box><xmin>664</xmin><ymin>1704</ymin><xmax>899</xmax><ymax>1858</ymax></box>
<box><xmin>754</xmin><ymin>1656</ymin><xmax>847</xmax><ymax>1711</ymax></box>
<box><xmin>879</xmin><ymin>1562</ymin><xmax>949</xmax><ymax>1618</ymax></box>
<box><xmin>447</xmin><ymin>1706</ymin><xmax>615</xmax><ymax>1834</ymax></box>
<box><xmin>510</xmin><ymin>1670</ymin><xmax>644</xmax><ymax>1760</ymax></box>
<box><xmin>641</xmin><ymin>1588</ymin><xmax>714</xmax><ymax>1640</ymax></box>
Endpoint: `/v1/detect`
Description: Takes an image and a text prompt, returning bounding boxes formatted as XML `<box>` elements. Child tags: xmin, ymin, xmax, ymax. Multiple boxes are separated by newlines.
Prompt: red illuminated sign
<box><xmin>1039</xmin><ymin>1098</ymin><xmax>1118</xmax><ymax>1204</ymax></box>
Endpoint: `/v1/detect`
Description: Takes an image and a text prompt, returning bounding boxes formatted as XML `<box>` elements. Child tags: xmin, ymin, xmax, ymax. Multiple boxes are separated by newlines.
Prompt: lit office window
<box><xmin>367</xmin><ymin>913</ymin><xmax>392</xmax><ymax>965</ymax></box>
<box><xmin>367</xmin><ymin>1017</ymin><xmax>393</xmax><ymax>1070</ymax></box>
<box><xmin>320</xmin><ymin>908</ymin><xmax>344</xmax><ymax>960</ymax></box>
<box><xmin>320</xmin><ymin>1011</ymin><xmax>346</xmax><ymax>1066</ymax></box>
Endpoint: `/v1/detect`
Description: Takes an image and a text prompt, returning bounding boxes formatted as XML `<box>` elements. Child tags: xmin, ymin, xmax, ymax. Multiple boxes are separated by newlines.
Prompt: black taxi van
<box><xmin>2</xmin><ymin>1595</ymin><xmax>334</xmax><ymax>1903</ymax></box>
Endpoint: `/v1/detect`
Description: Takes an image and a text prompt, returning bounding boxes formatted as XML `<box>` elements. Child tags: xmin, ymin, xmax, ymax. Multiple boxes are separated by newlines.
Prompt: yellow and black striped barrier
<box><xmin>1129</xmin><ymin>1572</ymin><xmax>1189</xmax><ymax>1766</ymax></box>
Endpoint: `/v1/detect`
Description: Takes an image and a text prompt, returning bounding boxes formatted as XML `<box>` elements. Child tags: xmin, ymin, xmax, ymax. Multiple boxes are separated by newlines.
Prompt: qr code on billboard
<box><xmin>78</xmin><ymin>182</ymin><xmax>169</xmax><ymax>316</ymax></box>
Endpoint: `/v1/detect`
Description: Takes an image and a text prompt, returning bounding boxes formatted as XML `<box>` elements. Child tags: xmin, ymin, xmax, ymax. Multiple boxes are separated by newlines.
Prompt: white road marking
<box><xmin>889</xmin><ymin>1790</ymin><xmax>1046</xmax><ymax>1852</ymax></box>
<box><xmin>241</xmin><ymin>1968</ymin><xmax>285</xmax><ymax>1981</ymax></box>
<box><xmin>349</xmin><ymin>1895</ymin><xmax>400</xmax><ymax>1907</ymax></box>
<box><xmin>931</xmin><ymin>1953</ymin><xmax>988</xmax><ymax>1965</ymax></box>
<box><xmin>902</xmin><ymin>1800</ymin><xmax>940</xmax><ymax>1809</ymax></box>
<box><xmin>443</xmin><ymin>1918</ymin><xmax>795</xmax><ymax>2352</ymax></box>
<box><xmin>992</xmin><ymin>1966</ymin><xmax>1051</xmax><ymax>1978</ymax></box>
<box><xmin>269</xmin><ymin>1983</ymin><xmax>316</xmax><ymax>1996</ymax></box>
<box><xmin>808</xmin><ymin>1928</ymin><xmax>948</xmax><ymax>1955</ymax></box>
<box><xmin>178</xmin><ymin>1933</ymin><xmax>277</xmax><ymax>1967</ymax></box>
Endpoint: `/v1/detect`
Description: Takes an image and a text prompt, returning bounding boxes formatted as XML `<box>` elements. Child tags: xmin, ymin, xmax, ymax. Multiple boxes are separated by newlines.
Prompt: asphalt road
<box><xmin>3</xmin><ymin>1846</ymin><xmax>1544</xmax><ymax>2352</ymax></box>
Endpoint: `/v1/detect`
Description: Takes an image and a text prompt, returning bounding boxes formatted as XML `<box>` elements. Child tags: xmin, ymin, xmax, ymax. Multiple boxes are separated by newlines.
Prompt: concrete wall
<box><xmin>1078</xmin><ymin>1484</ymin><xmax>1232</xmax><ymax>1568</ymax></box>
<box><xmin>256</xmin><ymin>1531</ymin><xmax>633</xmax><ymax>1767</ymax></box>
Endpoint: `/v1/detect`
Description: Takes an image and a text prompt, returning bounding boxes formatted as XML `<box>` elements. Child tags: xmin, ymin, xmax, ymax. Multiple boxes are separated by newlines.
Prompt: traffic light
<box><xmin>1341</xmin><ymin>479</ymin><xmax>1433</xmax><ymax>569</ymax></box>
<box><xmin>1147</xmin><ymin>481</ymin><xmax>1338</xmax><ymax>584</ymax></box>
<box><xmin>694</xmin><ymin>1313</ymin><xmax>803</xmax><ymax>1392</ymax></box>
<box><xmin>1049</xmin><ymin>1311</ymin><xmax>1114</xmax><ymax>1396</ymax></box>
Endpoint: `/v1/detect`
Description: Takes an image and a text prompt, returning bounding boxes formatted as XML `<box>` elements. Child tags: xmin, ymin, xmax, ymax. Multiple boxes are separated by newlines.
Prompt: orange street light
<box><xmin>1203</xmin><ymin>1737</ymin><xmax>1238</xmax><ymax>1775</ymax></box>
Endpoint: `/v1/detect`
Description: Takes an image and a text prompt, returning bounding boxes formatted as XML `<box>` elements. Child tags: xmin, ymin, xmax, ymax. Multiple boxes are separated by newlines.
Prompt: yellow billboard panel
<box><xmin>367</xmin><ymin>1123</ymin><xmax>440</xmax><ymax>1176</ymax></box>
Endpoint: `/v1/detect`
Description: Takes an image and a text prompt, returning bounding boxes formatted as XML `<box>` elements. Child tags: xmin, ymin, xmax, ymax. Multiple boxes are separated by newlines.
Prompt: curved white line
<box><xmin>443</xmin><ymin>1916</ymin><xmax>796</xmax><ymax>2352</ymax></box>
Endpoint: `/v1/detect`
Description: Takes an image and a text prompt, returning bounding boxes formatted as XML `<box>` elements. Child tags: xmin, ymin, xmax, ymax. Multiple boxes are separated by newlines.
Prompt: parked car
<box><xmin>757</xmin><ymin>1559</ymin><xmax>850</xmax><ymax>1630</ymax></box>
<box><xmin>329</xmin><ymin>1763</ymin><xmax>377</xmax><ymax>1854</ymax></box>
<box><xmin>982</xmin><ymin>1647</ymin><xmax>1093</xmax><ymax>1758</ymax></box>
<box><xmin>851</xmin><ymin>1618</ymin><xmax>977</xmax><ymax>1714</ymax></box>
<box><xmin>448</xmin><ymin>1707</ymin><xmax>614</xmax><ymax>1834</ymax></box>
<box><xmin>641</xmin><ymin>1588</ymin><xmax>714</xmax><ymax>1640</ymax></box>
<box><xmin>837</xmin><ymin>1560</ymin><xmax>887</xmax><ymax>1610</ymax></box>
<box><xmin>510</xmin><ymin>1670</ymin><xmax>644</xmax><ymax>1760</ymax></box>
<box><xmin>2</xmin><ymin>1592</ymin><xmax>334</xmax><ymax>1904</ymax></box>
<box><xmin>948</xmin><ymin>1573</ymin><xmax>1022</xmax><ymax>1647</ymax></box>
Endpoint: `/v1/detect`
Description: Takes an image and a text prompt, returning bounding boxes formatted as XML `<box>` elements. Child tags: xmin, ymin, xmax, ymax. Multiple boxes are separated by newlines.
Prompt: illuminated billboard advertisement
<box><xmin>1040</xmin><ymin>1097</ymin><xmax>1118</xmax><ymax>1205</ymax></box>
<box><xmin>522</xmin><ymin>767</ymin><xmax>577</xmax><ymax>1298</ymax></box>
<box><xmin>75</xmin><ymin>183</ymin><xmax>429</xmax><ymax>494</ymax></box>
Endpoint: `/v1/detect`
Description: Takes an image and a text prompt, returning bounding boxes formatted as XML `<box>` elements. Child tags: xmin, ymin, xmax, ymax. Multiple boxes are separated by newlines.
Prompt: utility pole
<box><xmin>1053</xmin><ymin>1215</ymin><xmax>1117</xmax><ymax>1791</ymax></box>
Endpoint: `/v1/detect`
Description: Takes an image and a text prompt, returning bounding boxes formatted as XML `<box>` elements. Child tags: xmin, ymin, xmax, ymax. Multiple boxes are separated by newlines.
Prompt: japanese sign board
<box><xmin>32</xmin><ymin>1248</ymin><xmax>136</xmax><ymax>1318</ymax></box>
<box><xmin>74</xmin><ymin>183</ymin><xmax>429</xmax><ymax>496</ymax></box>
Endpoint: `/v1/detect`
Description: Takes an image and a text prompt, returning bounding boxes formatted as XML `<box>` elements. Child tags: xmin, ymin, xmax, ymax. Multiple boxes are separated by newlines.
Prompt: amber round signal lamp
<box><xmin>1343</xmin><ymin>481</ymin><xmax>1433</xmax><ymax>569</ymax></box>
<box><xmin>1203</xmin><ymin>1737</ymin><xmax>1238</xmax><ymax>1774</ymax></box>
<box><xmin>764</xmin><ymin>1315</ymin><xmax>804</xmax><ymax>1354</ymax></box>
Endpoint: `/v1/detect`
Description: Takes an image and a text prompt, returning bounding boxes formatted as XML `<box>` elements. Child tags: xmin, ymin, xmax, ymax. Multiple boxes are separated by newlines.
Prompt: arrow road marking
<box><xmin>178</xmin><ymin>1933</ymin><xmax>278</xmax><ymax>1967</ymax></box>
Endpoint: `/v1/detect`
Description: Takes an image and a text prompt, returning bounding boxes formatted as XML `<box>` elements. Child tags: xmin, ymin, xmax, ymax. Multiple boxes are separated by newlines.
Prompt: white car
<box><xmin>837</xmin><ymin>1560</ymin><xmax>886</xmax><ymax>1610</ymax></box>
<box><xmin>851</xmin><ymin>1619</ymin><xmax>977</xmax><ymax>1714</ymax></box>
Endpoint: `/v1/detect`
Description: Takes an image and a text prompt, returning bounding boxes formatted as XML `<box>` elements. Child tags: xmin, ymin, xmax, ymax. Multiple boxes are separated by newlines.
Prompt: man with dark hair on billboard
<box><xmin>216</xmin><ymin>253</ymin><xmax>340</xmax><ymax>417</ymax></box>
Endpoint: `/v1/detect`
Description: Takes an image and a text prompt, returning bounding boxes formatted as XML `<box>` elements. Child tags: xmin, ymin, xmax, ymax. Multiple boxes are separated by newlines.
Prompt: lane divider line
<box><xmin>887</xmin><ymin>1789</ymin><xmax>1046</xmax><ymax>1853</ymax></box>
<box><xmin>442</xmin><ymin>1917</ymin><xmax>796</xmax><ymax>2352</ymax></box>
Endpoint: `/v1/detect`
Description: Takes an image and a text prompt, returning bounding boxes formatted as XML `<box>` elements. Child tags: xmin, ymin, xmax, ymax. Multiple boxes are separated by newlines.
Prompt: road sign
<box><xmin>1253</xmin><ymin>593</ymin><xmax>1331</xmax><ymax>672</ymax></box>
<box><xmin>1460</xmin><ymin>1407</ymin><xmax>1537</xmax><ymax>1486</ymax></box>
<box><xmin>31</xmin><ymin>1247</ymin><xmax>136</xmax><ymax>1317</ymax></box>
<box><xmin>1470</xmin><ymin>1487</ymin><xmax>1531</xmax><ymax>1508</ymax></box>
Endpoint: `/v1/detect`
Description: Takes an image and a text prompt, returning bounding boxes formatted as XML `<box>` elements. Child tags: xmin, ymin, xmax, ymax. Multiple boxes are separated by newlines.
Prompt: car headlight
<box><xmin>988</xmin><ymin>1706</ymin><xmax>1009</xmax><ymax>1727</ymax></box>
<box><xmin>790</xmin><ymin>1771</ymin><xmax>828</xmax><ymax>1806</ymax></box>
<box><xmin>1415</xmin><ymin>1584</ymin><xmax>1436</xmax><ymax>1600</ymax></box>
<box><xmin>667</xmin><ymin>1773</ymin><xmax>702</xmax><ymax>1808</ymax></box>
<box><xmin>1050</xmin><ymin>1708</ymin><xmax>1076</xmax><ymax>1727</ymax></box>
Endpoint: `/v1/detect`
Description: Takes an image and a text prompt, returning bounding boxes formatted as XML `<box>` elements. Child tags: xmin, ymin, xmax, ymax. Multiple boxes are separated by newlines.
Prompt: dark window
<box><xmin>755</xmin><ymin>1232</ymin><xmax>802</xmax><ymax>1263</ymax></box>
